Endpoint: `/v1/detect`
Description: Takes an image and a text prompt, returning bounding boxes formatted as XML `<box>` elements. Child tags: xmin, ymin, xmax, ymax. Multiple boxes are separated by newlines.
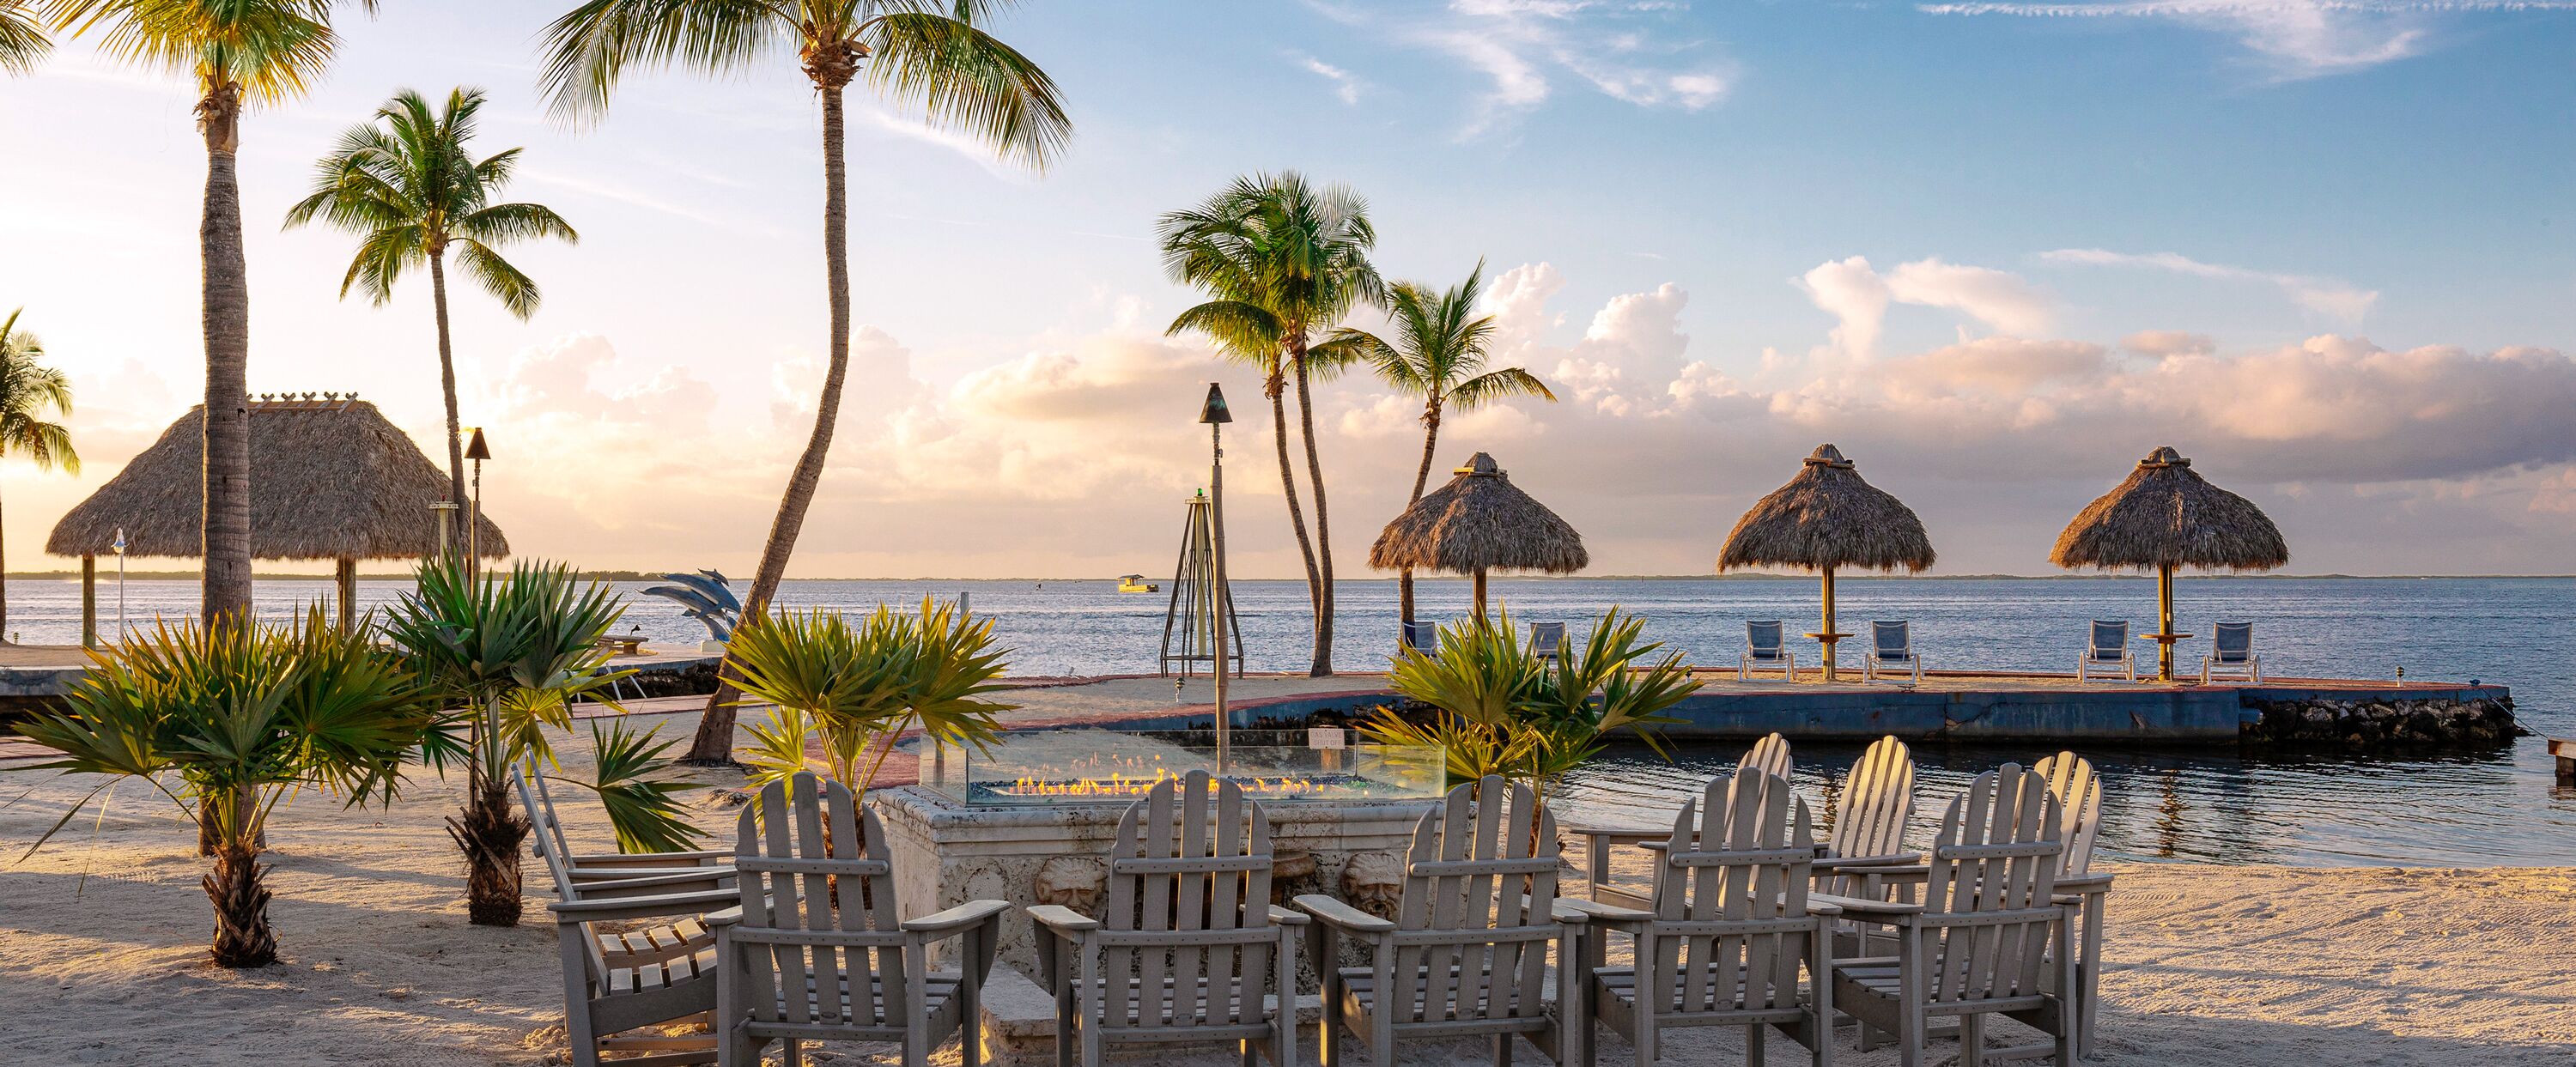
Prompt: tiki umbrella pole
<box><xmin>2158</xmin><ymin>561</ymin><xmax>2176</xmax><ymax>682</ymax></box>
<box><xmin>1820</xmin><ymin>565</ymin><xmax>1838</xmax><ymax>682</ymax></box>
<box><xmin>1473</xmin><ymin>567</ymin><xmax>1489</xmax><ymax>621</ymax></box>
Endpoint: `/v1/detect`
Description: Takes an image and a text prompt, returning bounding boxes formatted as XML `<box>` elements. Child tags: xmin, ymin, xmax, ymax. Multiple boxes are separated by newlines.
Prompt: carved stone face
<box><xmin>1032</xmin><ymin>855</ymin><xmax>1109</xmax><ymax>916</ymax></box>
<box><xmin>1340</xmin><ymin>851</ymin><xmax>1405</xmax><ymax>920</ymax></box>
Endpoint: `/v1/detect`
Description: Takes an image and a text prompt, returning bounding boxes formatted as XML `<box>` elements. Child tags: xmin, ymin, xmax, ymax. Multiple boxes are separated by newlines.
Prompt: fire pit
<box><xmin>922</xmin><ymin>728</ymin><xmax>1443</xmax><ymax>806</ymax></box>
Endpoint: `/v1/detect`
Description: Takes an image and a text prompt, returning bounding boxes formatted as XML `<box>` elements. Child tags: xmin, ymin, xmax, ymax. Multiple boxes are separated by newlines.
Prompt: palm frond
<box><xmin>1</xmin><ymin>2</ymin><xmax>52</xmax><ymax>73</ymax></box>
<box><xmin>860</xmin><ymin>9</ymin><xmax>1069</xmax><ymax>172</ymax></box>
<box><xmin>536</xmin><ymin>0</ymin><xmax>790</xmax><ymax>121</ymax></box>
<box><xmin>571</xmin><ymin>721</ymin><xmax>703</xmax><ymax>852</ymax></box>
<box><xmin>1448</xmin><ymin>367</ymin><xmax>1555</xmax><ymax>409</ymax></box>
<box><xmin>453</xmin><ymin>239</ymin><xmax>542</xmax><ymax>319</ymax></box>
<box><xmin>46</xmin><ymin>0</ymin><xmax>376</xmax><ymax>106</ymax></box>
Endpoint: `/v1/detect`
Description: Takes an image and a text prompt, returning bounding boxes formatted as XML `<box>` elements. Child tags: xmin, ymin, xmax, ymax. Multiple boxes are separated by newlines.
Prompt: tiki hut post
<box><xmin>1718</xmin><ymin>445</ymin><xmax>1936</xmax><ymax>682</ymax></box>
<box><xmin>335</xmin><ymin>558</ymin><xmax>357</xmax><ymax>634</ymax></box>
<box><xmin>79</xmin><ymin>555</ymin><xmax>96</xmax><ymax>649</ymax></box>
<box><xmin>1370</xmin><ymin>452</ymin><xmax>1588</xmax><ymax>627</ymax></box>
<box><xmin>2052</xmin><ymin>446</ymin><xmax>2288</xmax><ymax>681</ymax></box>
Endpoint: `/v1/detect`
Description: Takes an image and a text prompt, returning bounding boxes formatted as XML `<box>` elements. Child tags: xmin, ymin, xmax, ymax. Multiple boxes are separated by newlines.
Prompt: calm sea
<box><xmin>9</xmin><ymin>574</ymin><xmax>2572</xmax><ymax>866</ymax></box>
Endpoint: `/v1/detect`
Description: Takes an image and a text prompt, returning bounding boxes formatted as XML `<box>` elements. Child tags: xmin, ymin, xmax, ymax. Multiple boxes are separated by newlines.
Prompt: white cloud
<box><xmin>1292</xmin><ymin>52</ymin><xmax>1369</xmax><ymax>105</ymax></box>
<box><xmin>2040</xmin><ymin>247</ymin><xmax>2379</xmax><ymax>324</ymax></box>
<box><xmin>1795</xmin><ymin>256</ymin><xmax>2055</xmax><ymax>356</ymax></box>
<box><xmin>1311</xmin><ymin>0</ymin><xmax>1734</xmax><ymax>139</ymax></box>
<box><xmin>1913</xmin><ymin>1</ymin><xmax>2576</xmax><ymax>79</ymax></box>
<box><xmin>1795</xmin><ymin>257</ymin><xmax>1893</xmax><ymax>358</ymax></box>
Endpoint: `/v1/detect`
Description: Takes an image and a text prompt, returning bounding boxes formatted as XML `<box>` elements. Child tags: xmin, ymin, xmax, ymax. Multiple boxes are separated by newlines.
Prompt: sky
<box><xmin>0</xmin><ymin>0</ymin><xmax>2572</xmax><ymax>579</ymax></box>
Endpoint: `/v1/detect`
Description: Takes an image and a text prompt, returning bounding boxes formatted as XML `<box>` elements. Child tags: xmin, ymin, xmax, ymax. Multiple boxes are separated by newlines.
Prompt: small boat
<box><xmin>1117</xmin><ymin>573</ymin><xmax>1160</xmax><ymax>593</ymax></box>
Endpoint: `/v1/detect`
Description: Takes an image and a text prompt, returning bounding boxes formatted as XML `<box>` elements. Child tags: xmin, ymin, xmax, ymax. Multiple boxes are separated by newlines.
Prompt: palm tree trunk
<box><xmin>1398</xmin><ymin>406</ymin><xmax>1442</xmax><ymax>627</ymax></box>
<box><xmin>204</xmin><ymin>838</ymin><xmax>276</xmax><ymax>967</ymax></box>
<box><xmin>1267</xmin><ymin>375</ymin><xmax>1322</xmax><ymax>621</ymax></box>
<box><xmin>448</xmin><ymin>773</ymin><xmax>529</xmax><ymax>926</ymax></box>
<box><xmin>429</xmin><ymin>252</ymin><xmax>468</xmax><ymax>571</ymax></box>
<box><xmin>199</xmin><ymin>92</ymin><xmax>254</xmax><ymax>628</ymax></box>
<box><xmin>690</xmin><ymin>82</ymin><xmax>855</xmax><ymax>763</ymax></box>
<box><xmin>1289</xmin><ymin>338</ymin><xmax>1334</xmax><ymax>676</ymax></box>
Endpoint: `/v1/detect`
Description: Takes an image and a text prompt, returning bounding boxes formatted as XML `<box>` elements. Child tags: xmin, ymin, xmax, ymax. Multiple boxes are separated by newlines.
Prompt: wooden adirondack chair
<box><xmin>519</xmin><ymin>766</ymin><xmax>732</xmax><ymax>883</ymax></box>
<box><xmin>1030</xmin><ymin>769</ymin><xmax>1304</xmax><ymax>1067</ymax></box>
<box><xmin>1297</xmin><ymin>775</ymin><xmax>1577</xmax><ymax>1067</ymax></box>
<box><xmin>1817</xmin><ymin>765</ymin><xmax>2075</xmax><ymax>1067</ymax></box>
<box><xmin>1577</xmin><ymin>735</ymin><xmax>1794</xmax><ymax>910</ymax></box>
<box><xmin>708</xmin><ymin>772</ymin><xmax>1009</xmax><ymax>1067</ymax></box>
<box><xmin>1561</xmin><ymin>765</ymin><xmax>1837</xmax><ymax>1067</ymax></box>
<box><xmin>2034</xmin><ymin>752</ymin><xmax>2109</xmax><ymax>1061</ymax></box>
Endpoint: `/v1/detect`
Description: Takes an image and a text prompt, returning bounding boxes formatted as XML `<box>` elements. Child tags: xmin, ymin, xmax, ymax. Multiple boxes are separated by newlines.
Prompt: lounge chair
<box><xmin>1862</xmin><ymin>620</ymin><xmax>1923</xmax><ymax>684</ymax></box>
<box><xmin>2076</xmin><ymin>621</ymin><xmax>2135</xmax><ymax>682</ymax></box>
<box><xmin>1819</xmin><ymin>765</ymin><xmax>2079</xmax><ymax>1067</ymax></box>
<box><xmin>710</xmin><ymin>772</ymin><xmax>1008</xmax><ymax>1067</ymax></box>
<box><xmin>2201</xmin><ymin>621</ymin><xmax>2261</xmax><ymax>682</ymax></box>
<box><xmin>1298</xmin><ymin>775</ymin><xmax>1578</xmax><ymax>1067</ymax></box>
<box><xmin>1530</xmin><ymin>621</ymin><xmax>1567</xmax><ymax>663</ymax></box>
<box><xmin>519</xmin><ymin>767</ymin><xmax>732</xmax><ymax>884</ymax></box>
<box><xmin>1740</xmin><ymin>620</ymin><xmax>1796</xmax><ymax>681</ymax></box>
<box><xmin>1577</xmin><ymin>733</ymin><xmax>1793</xmax><ymax>912</ymax></box>
<box><xmin>1033</xmin><ymin>769</ymin><xmax>1303</xmax><ymax>1067</ymax></box>
<box><xmin>1564</xmin><ymin>764</ymin><xmax>1838</xmax><ymax>1067</ymax></box>
<box><xmin>1400</xmin><ymin>620</ymin><xmax>1439</xmax><ymax>658</ymax></box>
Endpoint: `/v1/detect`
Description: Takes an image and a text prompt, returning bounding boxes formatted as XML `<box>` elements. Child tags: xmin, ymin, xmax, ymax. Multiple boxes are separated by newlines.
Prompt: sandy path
<box><xmin>3</xmin><ymin>711</ymin><xmax>2570</xmax><ymax>1066</ymax></box>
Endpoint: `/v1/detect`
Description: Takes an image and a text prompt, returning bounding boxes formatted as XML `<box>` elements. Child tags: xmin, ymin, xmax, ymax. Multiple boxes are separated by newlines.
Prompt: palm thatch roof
<box><xmin>47</xmin><ymin>397</ymin><xmax>508</xmax><ymax>561</ymax></box>
<box><xmin>1369</xmin><ymin>452</ymin><xmax>1589</xmax><ymax>575</ymax></box>
<box><xmin>2051</xmin><ymin>446</ymin><xmax>2286</xmax><ymax>572</ymax></box>
<box><xmin>1718</xmin><ymin>444</ymin><xmax>1935</xmax><ymax>573</ymax></box>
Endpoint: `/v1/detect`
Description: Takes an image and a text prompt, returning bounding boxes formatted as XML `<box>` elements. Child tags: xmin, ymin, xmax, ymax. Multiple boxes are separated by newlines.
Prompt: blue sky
<box><xmin>1</xmin><ymin>0</ymin><xmax>2572</xmax><ymax>578</ymax></box>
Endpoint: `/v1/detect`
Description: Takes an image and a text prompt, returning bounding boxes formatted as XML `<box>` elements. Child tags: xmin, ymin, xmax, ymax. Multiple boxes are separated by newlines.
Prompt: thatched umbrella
<box><xmin>49</xmin><ymin>397</ymin><xmax>507</xmax><ymax>640</ymax></box>
<box><xmin>1718</xmin><ymin>445</ymin><xmax>1935</xmax><ymax>681</ymax></box>
<box><xmin>2052</xmin><ymin>445</ymin><xmax>2287</xmax><ymax>681</ymax></box>
<box><xmin>1370</xmin><ymin>452</ymin><xmax>1587</xmax><ymax>620</ymax></box>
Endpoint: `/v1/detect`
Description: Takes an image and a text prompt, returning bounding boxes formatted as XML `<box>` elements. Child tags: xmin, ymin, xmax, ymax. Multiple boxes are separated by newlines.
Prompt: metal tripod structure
<box><xmin>1158</xmin><ymin>490</ymin><xmax>1243</xmax><ymax>678</ymax></box>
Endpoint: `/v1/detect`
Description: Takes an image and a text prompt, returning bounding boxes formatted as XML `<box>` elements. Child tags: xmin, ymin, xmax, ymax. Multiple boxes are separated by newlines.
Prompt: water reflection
<box><xmin>1552</xmin><ymin>738</ymin><xmax>2576</xmax><ymax>867</ymax></box>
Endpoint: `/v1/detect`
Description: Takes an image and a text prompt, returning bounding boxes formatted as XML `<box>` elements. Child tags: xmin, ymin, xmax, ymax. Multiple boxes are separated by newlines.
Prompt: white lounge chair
<box><xmin>1298</xmin><ymin>775</ymin><xmax>1577</xmax><ymax>1067</ymax></box>
<box><xmin>1401</xmin><ymin>620</ymin><xmax>1439</xmax><ymax>659</ymax></box>
<box><xmin>1862</xmin><ymin>620</ymin><xmax>1922</xmax><ymax>684</ymax></box>
<box><xmin>1576</xmin><ymin>734</ymin><xmax>1794</xmax><ymax>911</ymax></box>
<box><xmin>2201</xmin><ymin>621</ymin><xmax>2261</xmax><ymax>682</ymax></box>
<box><xmin>1741</xmin><ymin>620</ymin><xmax>1796</xmax><ymax>681</ymax></box>
<box><xmin>1530</xmin><ymin>621</ymin><xmax>1567</xmax><ymax>663</ymax></box>
<box><xmin>2076</xmin><ymin>621</ymin><xmax>2135</xmax><ymax>682</ymax></box>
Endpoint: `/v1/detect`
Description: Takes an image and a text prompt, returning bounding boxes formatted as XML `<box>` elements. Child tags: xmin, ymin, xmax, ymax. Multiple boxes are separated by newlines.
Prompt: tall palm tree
<box><xmin>1159</xmin><ymin>173</ymin><xmax>1382</xmax><ymax>676</ymax></box>
<box><xmin>285</xmin><ymin>87</ymin><xmax>577</xmax><ymax>546</ymax></box>
<box><xmin>1320</xmin><ymin>264</ymin><xmax>1554</xmax><ymax>627</ymax></box>
<box><xmin>1</xmin><ymin>1</ymin><xmax>49</xmax><ymax>72</ymax></box>
<box><xmin>48</xmin><ymin>0</ymin><xmax>378</xmax><ymax>627</ymax></box>
<box><xmin>0</xmin><ymin>308</ymin><xmax>78</xmax><ymax>639</ymax></box>
<box><xmin>540</xmin><ymin>0</ymin><xmax>1071</xmax><ymax>764</ymax></box>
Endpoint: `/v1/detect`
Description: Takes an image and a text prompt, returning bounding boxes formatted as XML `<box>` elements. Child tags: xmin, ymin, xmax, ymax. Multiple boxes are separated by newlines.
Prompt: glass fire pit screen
<box><xmin>924</xmin><ymin>729</ymin><xmax>1443</xmax><ymax>806</ymax></box>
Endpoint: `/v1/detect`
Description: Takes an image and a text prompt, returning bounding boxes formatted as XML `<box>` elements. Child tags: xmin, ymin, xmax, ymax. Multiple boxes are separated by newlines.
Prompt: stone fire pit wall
<box><xmin>869</xmin><ymin>783</ymin><xmax>1439</xmax><ymax>979</ymax></box>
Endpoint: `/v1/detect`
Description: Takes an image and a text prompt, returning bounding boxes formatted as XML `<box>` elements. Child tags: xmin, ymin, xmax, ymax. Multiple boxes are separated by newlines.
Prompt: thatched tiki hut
<box><xmin>48</xmin><ymin>397</ymin><xmax>507</xmax><ymax>641</ymax></box>
<box><xmin>1370</xmin><ymin>452</ymin><xmax>1588</xmax><ymax>621</ymax></box>
<box><xmin>1718</xmin><ymin>445</ymin><xmax>1935</xmax><ymax>681</ymax></box>
<box><xmin>2053</xmin><ymin>446</ymin><xmax>2287</xmax><ymax>681</ymax></box>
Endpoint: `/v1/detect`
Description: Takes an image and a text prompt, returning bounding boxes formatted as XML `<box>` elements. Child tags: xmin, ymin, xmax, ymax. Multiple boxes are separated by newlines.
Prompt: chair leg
<box><xmin>1746</xmin><ymin>1023</ymin><xmax>1765</xmax><ymax>1064</ymax></box>
<box><xmin>1371</xmin><ymin>1011</ymin><xmax>1396</xmax><ymax>1067</ymax></box>
<box><xmin>1898</xmin><ymin>929</ymin><xmax>1926</xmax><ymax>1067</ymax></box>
<box><xmin>1496</xmin><ymin>1033</ymin><xmax>1514</xmax><ymax>1067</ymax></box>
<box><xmin>2079</xmin><ymin>894</ymin><xmax>2105</xmax><ymax>1061</ymax></box>
<box><xmin>781</xmin><ymin>1038</ymin><xmax>803</xmax><ymax>1067</ymax></box>
<box><xmin>1959</xmin><ymin>1012</ymin><xmax>1983</xmax><ymax>1067</ymax></box>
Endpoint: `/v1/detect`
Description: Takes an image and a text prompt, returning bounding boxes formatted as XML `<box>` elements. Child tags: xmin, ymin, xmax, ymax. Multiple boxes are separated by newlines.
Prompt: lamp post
<box><xmin>1200</xmin><ymin>383</ymin><xmax>1232</xmax><ymax>773</ymax></box>
<box><xmin>112</xmin><ymin>527</ymin><xmax>126</xmax><ymax>642</ymax></box>
<box><xmin>465</xmin><ymin>427</ymin><xmax>491</xmax><ymax>582</ymax></box>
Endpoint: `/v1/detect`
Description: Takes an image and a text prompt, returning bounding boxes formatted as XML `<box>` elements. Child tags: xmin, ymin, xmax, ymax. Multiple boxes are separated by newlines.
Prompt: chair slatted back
<box><xmin>1747</xmin><ymin>621</ymin><xmax>1786</xmax><ymax>658</ymax></box>
<box><xmin>2212</xmin><ymin>621</ymin><xmax>2253</xmax><ymax>663</ymax></box>
<box><xmin>1389</xmin><ymin>775</ymin><xmax>1560</xmax><ymax>1026</ymax></box>
<box><xmin>2032</xmin><ymin>753</ymin><xmax>2104</xmax><ymax>878</ymax></box>
<box><xmin>1402</xmin><ymin>621</ymin><xmax>1438</xmax><ymax>655</ymax></box>
<box><xmin>1920</xmin><ymin>766</ymin><xmax>2065</xmax><ymax>1007</ymax></box>
<box><xmin>1739</xmin><ymin>733</ymin><xmax>1791</xmax><ymax>783</ymax></box>
<box><xmin>1098</xmin><ymin>770</ymin><xmax>1276</xmax><ymax>1033</ymax></box>
<box><xmin>2087</xmin><ymin>621</ymin><xmax>2128</xmax><ymax>661</ymax></box>
<box><xmin>1872</xmin><ymin>621</ymin><xmax>1910</xmax><ymax>660</ymax></box>
<box><xmin>732</xmin><ymin>773</ymin><xmax>906</xmax><ymax>1030</ymax></box>
<box><xmin>1827</xmin><ymin>736</ymin><xmax>1915</xmax><ymax>863</ymax></box>
<box><xmin>514</xmin><ymin>768</ymin><xmax>580</xmax><ymax>900</ymax></box>
<box><xmin>1649</xmin><ymin>766</ymin><xmax>1816</xmax><ymax>1014</ymax></box>
<box><xmin>1530</xmin><ymin>622</ymin><xmax>1567</xmax><ymax>660</ymax></box>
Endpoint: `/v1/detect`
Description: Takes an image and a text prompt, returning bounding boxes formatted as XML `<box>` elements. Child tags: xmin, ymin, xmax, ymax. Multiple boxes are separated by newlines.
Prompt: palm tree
<box><xmin>539</xmin><ymin>0</ymin><xmax>1071</xmax><ymax>764</ymax></box>
<box><xmin>1</xmin><ymin>1</ymin><xmax>49</xmax><ymax>72</ymax></box>
<box><xmin>0</xmin><ymin>309</ymin><xmax>77</xmax><ymax>640</ymax></box>
<box><xmin>1159</xmin><ymin>173</ymin><xmax>1382</xmax><ymax>676</ymax></box>
<box><xmin>1320</xmin><ymin>264</ymin><xmax>1553</xmax><ymax>627</ymax></box>
<box><xmin>285</xmin><ymin>87</ymin><xmax>576</xmax><ymax>547</ymax></box>
<box><xmin>47</xmin><ymin>0</ymin><xmax>378</xmax><ymax>627</ymax></box>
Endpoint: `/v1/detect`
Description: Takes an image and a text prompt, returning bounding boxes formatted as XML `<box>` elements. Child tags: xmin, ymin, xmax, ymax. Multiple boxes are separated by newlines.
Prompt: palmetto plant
<box><xmin>381</xmin><ymin>559</ymin><xmax>692</xmax><ymax>926</ymax></box>
<box><xmin>284</xmin><ymin>87</ymin><xmax>575</xmax><ymax>538</ymax></box>
<box><xmin>0</xmin><ymin>1</ymin><xmax>48</xmax><ymax>72</ymax></box>
<box><xmin>538</xmin><ymin>0</ymin><xmax>1070</xmax><ymax>764</ymax></box>
<box><xmin>15</xmin><ymin>608</ymin><xmax>436</xmax><ymax>967</ymax></box>
<box><xmin>1160</xmin><ymin>172</ymin><xmax>1384</xmax><ymax>676</ymax></box>
<box><xmin>46</xmin><ymin>0</ymin><xmax>379</xmax><ymax>625</ymax></box>
<box><xmin>1319</xmin><ymin>264</ymin><xmax>1554</xmax><ymax>627</ymax></box>
<box><xmin>732</xmin><ymin>598</ymin><xmax>1014</xmax><ymax>803</ymax></box>
<box><xmin>1358</xmin><ymin>608</ymin><xmax>1692</xmax><ymax>788</ymax></box>
<box><xmin>0</xmin><ymin>307</ymin><xmax>78</xmax><ymax>638</ymax></box>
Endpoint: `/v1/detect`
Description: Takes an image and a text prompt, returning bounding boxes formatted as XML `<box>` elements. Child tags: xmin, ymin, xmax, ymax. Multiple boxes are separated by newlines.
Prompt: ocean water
<box><xmin>9</xmin><ymin>574</ymin><xmax>2573</xmax><ymax>866</ymax></box>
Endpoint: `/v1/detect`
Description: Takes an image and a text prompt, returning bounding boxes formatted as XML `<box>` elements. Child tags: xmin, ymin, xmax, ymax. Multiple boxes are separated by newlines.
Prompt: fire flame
<box><xmin>999</xmin><ymin>768</ymin><xmax>1323</xmax><ymax>798</ymax></box>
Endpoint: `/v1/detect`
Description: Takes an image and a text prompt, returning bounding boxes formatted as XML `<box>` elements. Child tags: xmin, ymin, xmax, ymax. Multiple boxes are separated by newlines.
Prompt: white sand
<box><xmin>4</xmin><ymin>710</ymin><xmax>2572</xmax><ymax>1066</ymax></box>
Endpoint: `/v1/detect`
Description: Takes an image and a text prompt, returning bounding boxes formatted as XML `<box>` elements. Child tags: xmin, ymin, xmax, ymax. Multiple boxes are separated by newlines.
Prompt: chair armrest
<box><xmin>1292</xmin><ymin>894</ymin><xmax>1395</xmax><ymax>934</ymax></box>
<box><xmin>705</xmin><ymin>906</ymin><xmax>744</xmax><ymax>927</ymax></box>
<box><xmin>1028</xmin><ymin>904</ymin><xmax>1100</xmax><ymax>935</ymax></box>
<box><xmin>1555</xmin><ymin>897</ymin><xmax>1651</xmax><ymax>925</ymax></box>
<box><xmin>568</xmin><ymin>864</ymin><xmax>738</xmax><ymax>882</ymax></box>
<box><xmin>905</xmin><ymin>899</ymin><xmax>1013</xmax><ymax>935</ymax></box>
<box><xmin>1810</xmin><ymin>892</ymin><xmax>1923</xmax><ymax>918</ymax></box>
<box><xmin>1267</xmin><ymin>905</ymin><xmax>1312</xmax><ymax>926</ymax></box>
<box><xmin>2056</xmin><ymin>872</ymin><xmax>2115</xmax><ymax>892</ymax></box>
<box><xmin>1566</xmin><ymin>826</ymin><xmax>1667</xmax><ymax>841</ymax></box>
<box><xmin>568</xmin><ymin>849</ymin><xmax>732</xmax><ymax>865</ymax></box>
<box><xmin>566</xmin><ymin>868</ymin><xmax>737</xmax><ymax>897</ymax></box>
<box><xmin>1814</xmin><ymin>852</ymin><xmax>1923</xmax><ymax>872</ymax></box>
<box><xmin>547</xmin><ymin>887</ymin><xmax>739</xmax><ymax>923</ymax></box>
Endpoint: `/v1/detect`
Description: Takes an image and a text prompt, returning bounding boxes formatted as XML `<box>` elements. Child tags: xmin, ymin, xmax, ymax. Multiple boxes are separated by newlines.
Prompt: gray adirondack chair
<box><xmin>1030</xmin><ymin>769</ymin><xmax>1304</xmax><ymax>1067</ymax></box>
<box><xmin>519</xmin><ymin>767</ymin><xmax>732</xmax><ymax>884</ymax></box>
<box><xmin>1815</xmin><ymin>736</ymin><xmax>1920</xmax><ymax>911</ymax></box>
<box><xmin>1818</xmin><ymin>765</ymin><xmax>2076</xmax><ymax>1067</ymax></box>
<box><xmin>709</xmin><ymin>772</ymin><xmax>1008</xmax><ymax>1067</ymax></box>
<box><xmin>1297</xmin><ymin>774</ymin><xmax>1577</xmax><ymax>1067</ymax></box>
<box><xmin>2034</xmin><ymin>752</ymin><xmax>2109</xmax><ymax>1061</ymax></box>
<box><xmin>1578</xmin><ymin>734</ymin><xmax>1795</xmax><ymax>911</ymax></box>
<box><xmin>1563</xmin><ymin>764</ymin><xmax>1837</xmax><ymax>1067</ymax></box>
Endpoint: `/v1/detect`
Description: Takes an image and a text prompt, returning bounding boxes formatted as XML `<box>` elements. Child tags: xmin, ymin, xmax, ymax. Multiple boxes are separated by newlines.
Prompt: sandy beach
<box><xmin>4</xmin><ymin>706</ymin><xmax>2571</xmax><ymax>1066</ymax></box>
